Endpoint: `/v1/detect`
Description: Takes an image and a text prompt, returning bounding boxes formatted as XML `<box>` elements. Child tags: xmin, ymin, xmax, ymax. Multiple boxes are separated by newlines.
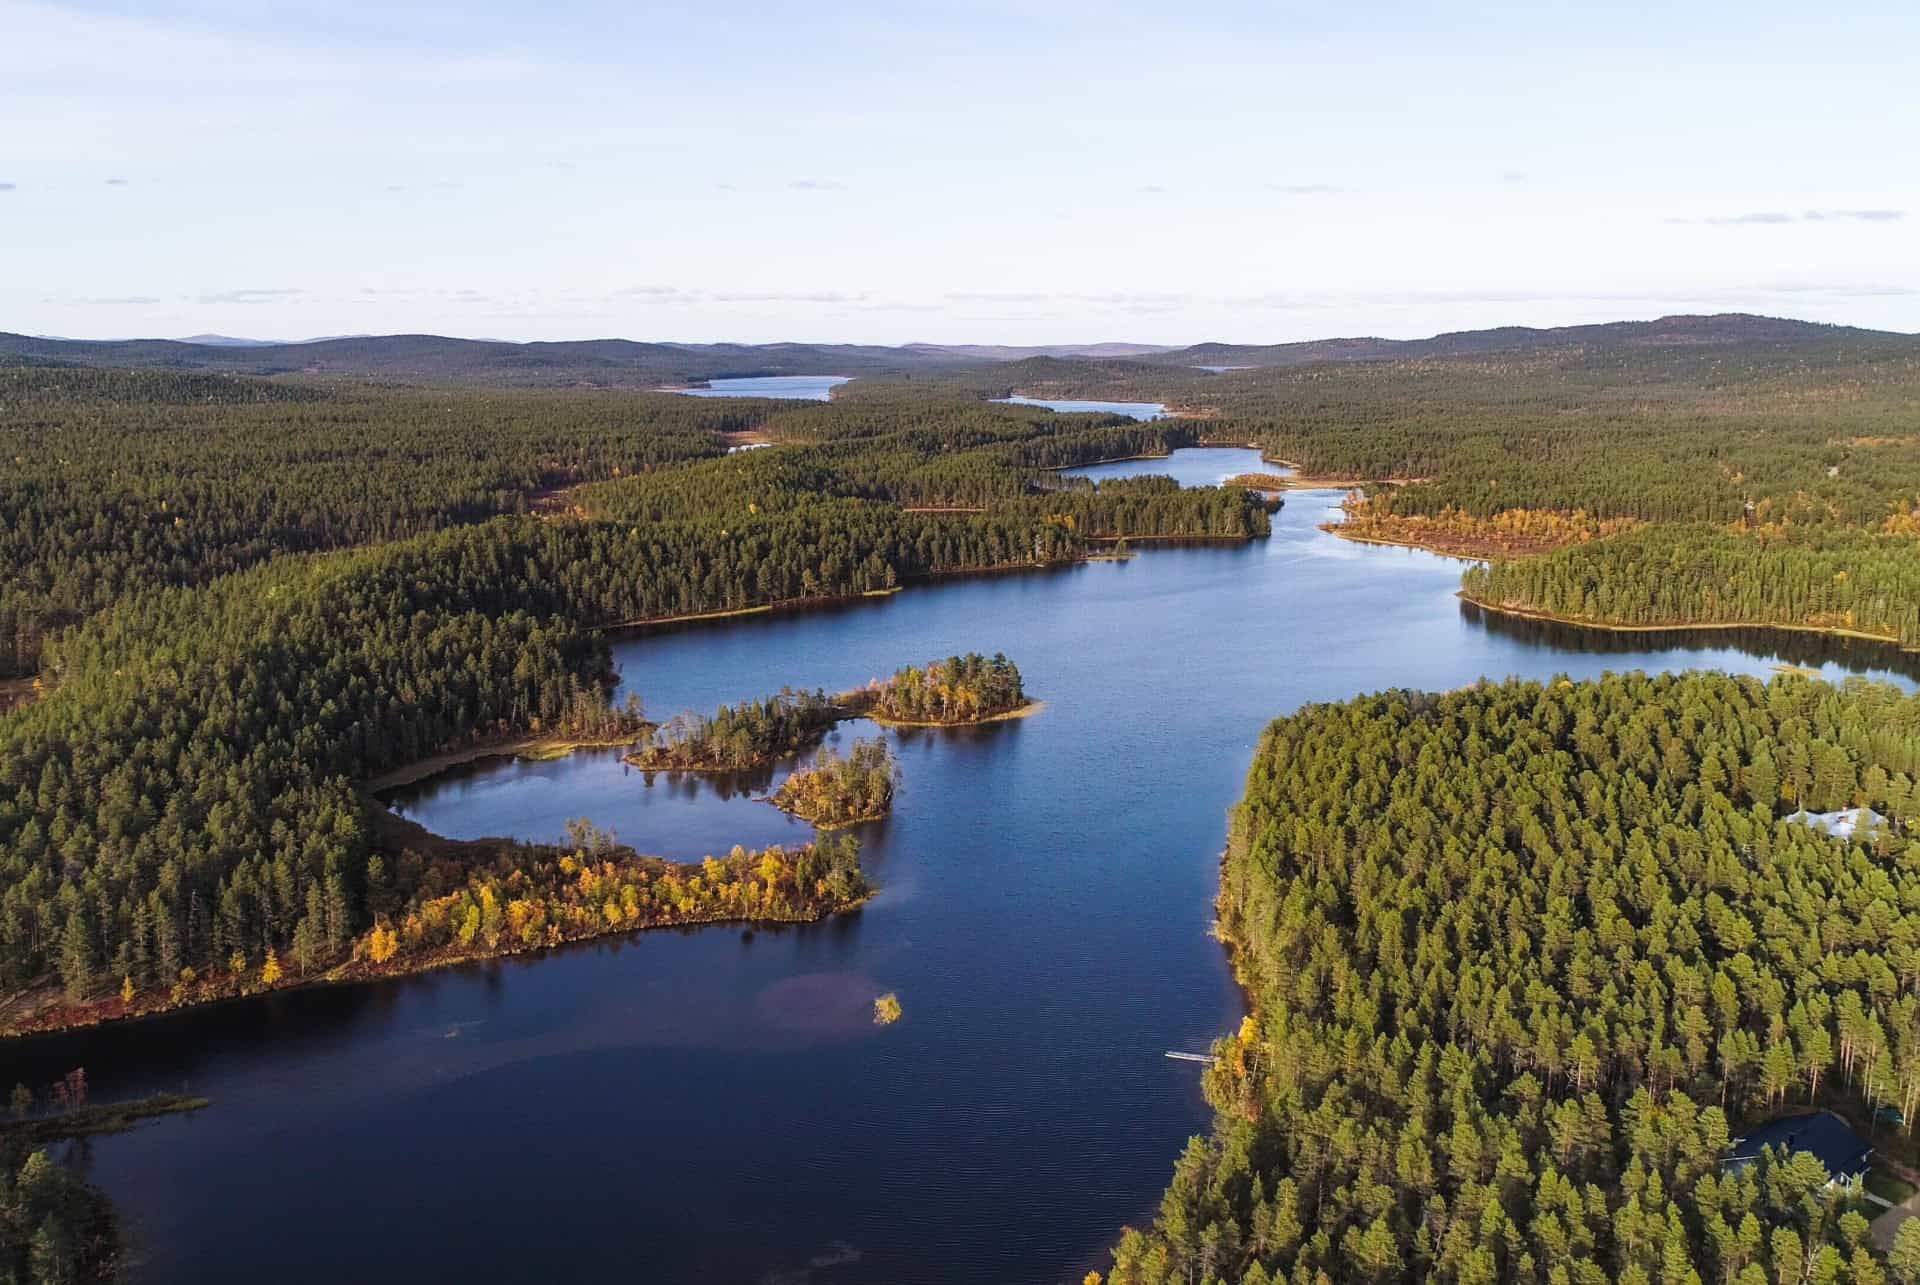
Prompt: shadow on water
<box><xmin>1461</xmin><ymin>599</ymin><xmax>1920</xmax><ymax>682</ymax></box>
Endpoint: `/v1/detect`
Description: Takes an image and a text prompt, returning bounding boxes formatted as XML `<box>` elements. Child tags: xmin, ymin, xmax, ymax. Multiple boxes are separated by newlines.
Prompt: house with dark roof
<box><xmin>1724</xmin><ymin>1112</ymin><xmax>1872</xmax><ymax>1187</ymax></box>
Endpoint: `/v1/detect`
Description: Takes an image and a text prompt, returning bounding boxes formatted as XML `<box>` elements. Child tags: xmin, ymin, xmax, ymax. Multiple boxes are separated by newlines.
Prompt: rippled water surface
<box><xmin>19</xmin><ymin>451</ymin><xmax>1918</xmax><ymax>1285</ymax></box>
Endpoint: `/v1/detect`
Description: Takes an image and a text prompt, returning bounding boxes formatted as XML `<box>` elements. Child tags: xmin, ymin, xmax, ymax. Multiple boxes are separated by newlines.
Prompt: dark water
<box><xmin>674</xmin><ymin>375</ymin><xmax>850</xmax><ymax>401</ymax></box>
<box><xmin>16</xmin><ymin>452</ymin><xmax>1918</xmax><ymax>1285</ymax></box>
<box><xmin>993</xmin><ymin>395</ymin><xmax>1168</xmax><ymax>421</ymax></box>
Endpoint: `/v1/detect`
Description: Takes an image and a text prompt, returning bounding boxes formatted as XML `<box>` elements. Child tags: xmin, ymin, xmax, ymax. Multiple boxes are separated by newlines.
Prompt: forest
<box><xmin>0</xmin><ymin>363</ymin><xmax>1254</xmax><ymax>1034</ymax></box>
<box><xmin>913</xmin><ymin>326</ymin><xmax>1920</xmax><ymax>641</ymax></box>
<box><xmin>11</xmin><ymin>319</ymin><xmax>1920</xmax><ymax>1277</ymax></box>
<box><xmin>771</xmin><ymin>739</ymin><xmax>898</xmax><ymax>827</ymax></box>
<box><xmin>628</xmin><ymin>688</ymin><xmax>844</xmax><ymax>772</ymax></box>
<box><xmin>1107</xmin><ymin>672</ymin><xmax>1920</xmax><ymax>1285</ymax></box>
<box><xmin>0</xmin><ymin>1137</ymin><xmax>117</xmax><ymax>1284</ymax></box>
<box><xmin>1463</xmin><ymin>527</ymin><xmax>1920</xmax><ymax>648</ymax></box>
<box><xmin>859</xmin><ymin>653</ymin><xmax>1029</xmax><ymax>724</ymax></box>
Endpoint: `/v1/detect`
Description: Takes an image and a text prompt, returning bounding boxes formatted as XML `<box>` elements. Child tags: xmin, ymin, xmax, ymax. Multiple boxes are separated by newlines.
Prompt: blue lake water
<box><xmin>994</xmin><ymin>395</ymin><xmax>1168</xmax><ymax>421</ymax></box>
<box><xmin>19</xmin><ymin>450</ymin><xmax>1918</xmax><ymax>1285</ymax></box>
<box><xmin>1060</xmin><ymin>445</ymin><xmax>1286</xmax><ymax>489</ymax></box>
<box><xmin>673</xmin><ymin>375</ymin><xmax>850</xmax><ymax>400</ymax></box>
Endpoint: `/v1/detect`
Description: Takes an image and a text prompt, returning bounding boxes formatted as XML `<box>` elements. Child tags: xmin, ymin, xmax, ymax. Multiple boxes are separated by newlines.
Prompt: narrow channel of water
<box><xmin>673</xmin><ymin>375</ymin><xmax>850</xmax><ymax>400</ymax></box>
<box><xmin>17</xmin><ymin>451</ymin><xmax>1917</xmax><ymax>1285</ymax></box>
<box><xmin>993</xmin><ymin>395</ymin><xmax>1168</xmax><ymax>421</ymax></box>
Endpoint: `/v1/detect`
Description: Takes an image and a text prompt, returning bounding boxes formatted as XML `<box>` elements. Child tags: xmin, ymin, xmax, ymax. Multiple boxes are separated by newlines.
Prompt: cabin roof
<box><xmin>1786</xmin><ymin>807</ymin><xmax>1889</xmax><ymax>841</ymax></box>
<box><xmin>1726</xmin><ymin>1112</ymin><xmax>1872</xmax><ymax>1181</ymax></box>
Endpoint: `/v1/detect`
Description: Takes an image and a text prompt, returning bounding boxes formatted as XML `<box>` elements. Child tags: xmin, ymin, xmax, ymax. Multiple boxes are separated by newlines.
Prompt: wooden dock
<box><xmin>1164</xmin><ymin>1051</ymin><xmax>1220</xmax><ymax>1065</ymax></box>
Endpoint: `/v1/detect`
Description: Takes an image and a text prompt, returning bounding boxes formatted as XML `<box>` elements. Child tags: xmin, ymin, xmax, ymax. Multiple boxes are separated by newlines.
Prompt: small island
<box><xmin>625</xmin><ymin>687</ymin><xmax>841</xmax><ymax>772</ymax></box>
<box><xmin>1223</xmin><ymin>472</ymin><xmax>1293</xmax><ymax>491</ymax></box>
<box><xmin>772</xmin><ymin>738</ymin><xmax>897</xmax><ymax>828</ymax></box>
<box><xmin>626</xmin><ymin>655</ymin><xmax>1035</xmax><ymax>777</ymax></box>
<box><xmin>846</xmin><ymin>653</ymin><xmax>1034</xmax><ymax>727</ymax></box>
<box><xmin>873</xmin><ymin>992</ymin><xmax>903</xmax><ymax>1025</ymax></box>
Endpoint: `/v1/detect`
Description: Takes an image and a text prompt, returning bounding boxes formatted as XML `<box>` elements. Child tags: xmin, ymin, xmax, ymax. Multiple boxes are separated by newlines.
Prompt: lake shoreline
<box><xmin>1457</xmin><ymin>592</ymin><xmax>1920</xmax><ymax>653</ymax></box>
<box><xmin>0</xmin><ymin>873</ymin><xmax>873</xmax><ymax>1043</ymax></box>
<box><xmin>364</xmin><ymin>731</ymin><xmax>650</xmax><ymax>792</ymax></box>
<box><xmin>864</xmin><ymin>698</ymin><xmax>1043</xmax><ymax>729</ymax></box>
<box><xmin>1324</xmin><ymin>522</ymin><xmax>1485</xmax><ymax>561</ymax></box>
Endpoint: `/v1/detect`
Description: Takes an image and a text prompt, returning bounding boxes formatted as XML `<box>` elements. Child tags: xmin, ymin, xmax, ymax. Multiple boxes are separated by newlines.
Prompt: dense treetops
<box><xmin>361</xmin><ymin>823</ymin><xmax>867</xmax><ymax>977</ymax></box>
<box><xmin>771</xmin><ymin>739</ymin><xmax>897</xmax><ymax>827</ymax></box>
<box><xmin>1111</xmin><ymin>671</ymin><xmax>1920</xmax><ymax>1285</ymax></box>
<box><xmin>628</xmin><ymin>689</ymin><xmax>843</xmax><ymax>772</ymax></box>
<box><xmin>1</xmin><ymin>1137</ymin><xmax>115</xmax><ymax>1283</ymax></box>
<box><xmin>0</xmin><ymin>367</ymin><xmax>737</xmax><ymax>675</ymax></box>
<box><xmin>1464</xmin><ymin>526</ymin><xmax>1920</xmax><ymax>648</ymax></box>
<box><xmin>863</xmin><ymin>653</ymin><xmax>1028</xmax><ymax>724</ymax></box>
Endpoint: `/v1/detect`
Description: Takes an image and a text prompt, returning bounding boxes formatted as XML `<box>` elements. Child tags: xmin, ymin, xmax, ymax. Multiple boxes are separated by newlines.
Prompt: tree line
<box><xmin>1463</xmin><ymin>526</ymin><xmax>1920</xmax><ymax>647</ymax></box>
<box><xmin>628</xmin><ymin>689</ymin><xmax>843</xmax><ymax>772</ymax></box>
<box><xmin>1109</xmin><ymin>672</ymin><xmax>1920</xmax><ymax>1285</ymax></box>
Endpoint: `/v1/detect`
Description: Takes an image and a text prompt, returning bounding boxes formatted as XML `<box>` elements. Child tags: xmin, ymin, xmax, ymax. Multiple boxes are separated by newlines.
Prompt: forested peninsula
<box><xmin>1105</xmin><ymin>672</ymin><xmax>1920</xmax><ymax>1285</ymax></box>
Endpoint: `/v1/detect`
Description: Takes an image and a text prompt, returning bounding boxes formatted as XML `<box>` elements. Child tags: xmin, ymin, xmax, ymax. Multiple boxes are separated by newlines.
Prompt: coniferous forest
<box><xmin>1108</xmin><ymin>673</ymin><xmax>1920</xmax><ymax>1285</ymax></box>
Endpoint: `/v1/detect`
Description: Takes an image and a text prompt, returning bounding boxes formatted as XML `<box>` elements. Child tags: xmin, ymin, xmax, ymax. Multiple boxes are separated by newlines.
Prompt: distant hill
<box><xmin>3</xmin><ymin>315</ymin><xmax>1910</xmax><ymax>387</ymax></box>
<box><xmin>905</xmin><ymin>342</ymin><xmax>1180</xmax><ymax>361</ymax></box>
<box><xmin>176</xmin><ymin>334</ymin><xmax>281</xmax><ymax>347</ymax></box>
<box><xmin>1147</xmin><ymin>314</ymin><xmax>1917</xmax><ymax>369</ymax></box>
<box><xmin>0</xmin><ymin>333</ymin><xmax>995</xmax><ymax>387</ymax></box>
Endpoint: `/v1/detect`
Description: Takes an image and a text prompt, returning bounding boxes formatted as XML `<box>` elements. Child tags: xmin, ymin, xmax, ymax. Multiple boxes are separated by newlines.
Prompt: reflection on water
<box><xmin>18</xmin><ymin>465</ymin><xmax>1917</xmax><ymax>1285</ymax></box>
<box><xmin>672</xmin><ymin>375</ymin><xmax>849</xmax><ymax>401</ymax></box>
<box><xmin>995</xmin><ymin>395</ymin><xmax>1168</xmax><ymax>421</ymax></box>
<box><xmin>1460</xmin><ymin>600</ymin><xmax>1920</xmax><ymax>681</ymax></box>
<box><xmin>1060</xmin><ymin>446</ymin><xmax>1280</xmax><ymax>489</ymax></box>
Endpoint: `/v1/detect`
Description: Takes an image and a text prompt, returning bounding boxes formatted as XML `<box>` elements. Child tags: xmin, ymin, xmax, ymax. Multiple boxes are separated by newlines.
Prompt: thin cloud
<box><xmin>1499</xmin><ymin>170</ymin><xmax>1529</xmax><ymax>183</ymax></box>
<box><xmin>1139</xmin><ymin>184</ymin><xmax>1167</xmax><ymax>194</ymax></box>
<box><xmin>196</xmin><ymin>288</ymin><xmax>306</xmax><ymax>305</ymax></box>
<box><xmin>614</xmin><ymin>285</ymin><xmax>699</xmax><ymax>303</ymax></box>
<box><xmin>1677</xmin><ymin>209</ymin><xmax>1905</xmax><ymax>227</ymax></box>
<box><xmin>709</xmin><ymin>289</ymin><xmax>867</xmax><ymax>304</ymax></box>
<box><xmin>0</xmin><ymin>182</ymin><xmax>15</xmax><ymax>192</ymax></box>
<box><xmin>105</xmin><ymin>178</ymin><xmax>128</xmax><ymax>186</ymax></box>
<box><xmin>1270</xmin><ymin>183</ymin><xmax>1340</xmax><ymax>194</ymax></box>
<box><xmin>76</xmin><ymin>295</ymin><xmax>162</xmax><ymax>305</ymax></box>
<box><xmin>788</xmin><ymin>178</ymin><xmax>846</xmax><ymax>192</ymax></box>
<box><xmin>1803</xmin><ymin>209</ymin><xmax>1903</xmax><ymax>222</ymax></box>
<box><xmin>714</xmin><ymin>181</ymin><xmax>738</xmax><ymax>192</ymax></box>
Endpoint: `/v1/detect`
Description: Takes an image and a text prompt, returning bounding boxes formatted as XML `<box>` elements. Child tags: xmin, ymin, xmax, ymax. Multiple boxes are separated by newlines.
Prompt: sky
<box><xmin>3</xmin><ymin>0</ymin><xmax>1917</xmax><ymax>345</ymax></box>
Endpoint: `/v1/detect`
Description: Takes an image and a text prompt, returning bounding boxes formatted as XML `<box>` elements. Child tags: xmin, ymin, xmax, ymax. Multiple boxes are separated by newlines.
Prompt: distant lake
<box><xmin>672</xmin><ymin>375</ymin><xmax>850</xmax><ymax>401</ymax></box>
<box><xmin>1061</xmin><ymin>445</ymin><xmax>1283</xmax><ymax>488</ymax></box>
<box><xmin>994</xmin><ymin>395</ymin><xmax>1167</xmax><ymax>420</ymax></box>
<box><xmin>22</xmin><ymin>449</ymin><xmax>1920</xmax><ymax>1285</ymax></box>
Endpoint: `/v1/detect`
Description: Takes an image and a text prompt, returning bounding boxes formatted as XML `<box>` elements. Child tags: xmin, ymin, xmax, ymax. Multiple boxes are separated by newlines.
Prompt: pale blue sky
<box><xmin>3</xmin><ymin>0</ymin><xmax>1916</xmax><ymax>343</ymax></box>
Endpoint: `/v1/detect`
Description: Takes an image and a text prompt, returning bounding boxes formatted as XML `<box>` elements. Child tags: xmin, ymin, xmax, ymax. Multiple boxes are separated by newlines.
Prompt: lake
<box><xmin>1058</xmin><ymin>445</ymin><xmax>1282</xmax><ymax>489</ymax></box>
<box><xmin>994</xmin><ymin>395</ymin><xmax>1168</xmax><ymax>421</ymax></box>
<box><xmin>673</xmin><ymin>375</ymin><xmax>850</xmax><ymax>400</ymax></box>
<box><xmin>19</xmin><ymin>450</ymin><xmax>1917</xmax><ymax>1285</ymax></box>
